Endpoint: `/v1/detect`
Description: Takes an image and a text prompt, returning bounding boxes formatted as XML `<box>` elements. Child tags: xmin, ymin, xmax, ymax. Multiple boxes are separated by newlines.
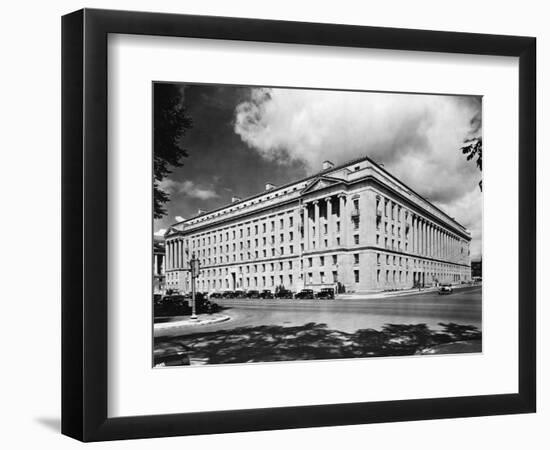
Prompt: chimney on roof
<box><xmin>265</xmin><ymin>182</ymin><xmax>275</xmax><ymax>191</ymax></box>
<box><xmin>231</xmin><ymin>196</ymin><xmax>241</xmax><ymax>203</ymax></box>
<box><xmin>322</xmin><ymin>160</ymin><xmax>335</xmax><ymax>170</ymax></box>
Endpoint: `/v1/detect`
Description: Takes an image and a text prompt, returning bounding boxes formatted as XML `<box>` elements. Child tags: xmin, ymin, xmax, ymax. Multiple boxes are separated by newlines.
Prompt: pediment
<box><xmin>301</xmin><ymin>176</ymin><xmax>343</xmax><ymax>194</ymax></box>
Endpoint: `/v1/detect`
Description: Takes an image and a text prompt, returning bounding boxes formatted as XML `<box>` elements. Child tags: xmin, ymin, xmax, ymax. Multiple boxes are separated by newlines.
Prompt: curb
<box><xmin>154</xmin><ymin>314</ymin><xmax>231</xmax><ymax>330</ymax></box>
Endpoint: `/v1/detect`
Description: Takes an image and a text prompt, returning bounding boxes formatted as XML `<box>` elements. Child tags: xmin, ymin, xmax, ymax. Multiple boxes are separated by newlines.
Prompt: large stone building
<box><xmin>163</xmin><ymin>156</ymin><xmax>471</xmax><ymax>294</ymax></box>
<box><xmin>153</xmin><ymin>235</ymin><xmax>166</xmax><ymax>294</ymax></box>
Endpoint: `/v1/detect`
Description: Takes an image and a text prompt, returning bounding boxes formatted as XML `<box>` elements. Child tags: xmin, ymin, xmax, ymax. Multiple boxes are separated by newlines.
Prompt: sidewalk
<box><xmin>337</xmin><ymin>284</ymin><xmax>477</xmax><ymax>300</ymax></box>
<box><xmin>154</xmin><ymin>313</ymin><xmax>230</xmax><ymax>331</ymax></box>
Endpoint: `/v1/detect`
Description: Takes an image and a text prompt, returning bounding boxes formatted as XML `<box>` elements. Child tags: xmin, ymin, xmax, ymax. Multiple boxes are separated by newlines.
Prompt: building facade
<box><xmin>153</xmin><ymin>235</ymin><xmax>166</xmax><ymax>294</ymax></box>
<box><xmin>164</xmin><ymin>157</ymin><xmax>471</xmax><ymax>294</ymax></box>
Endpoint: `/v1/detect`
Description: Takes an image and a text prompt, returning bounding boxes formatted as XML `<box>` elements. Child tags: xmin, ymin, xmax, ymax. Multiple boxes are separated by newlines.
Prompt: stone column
<box><xmin>170</xmin><ymin>241</ymin><xmax>174</xmax><ymax>269</ymax></box>
<box><xmin>417</xmin><ymin>220</ymin><xmax>421</xmax><ymax>255</ymax></box>
<box><xmin>427</xmin><ymin>223</ymin><xmax>430</xmax><ymax>257</ymax></box>
<box><xmin>426</xmin><ymin>223</ymin><xmax>430</xmax><ymax>256</ymax></box>
<box><xmin>326</xmin><ymin>197</ymin><xmax>332</xmax><ymax>247</ymax></box>
<box><xmin>431</xmin><ymin>226</ymin><xmax>435</xmax><ymax>257</ymax></box>
<box><xmin>415</xmin><ymin>216</ymin><xmax>419</xmax><ymax>255</ymax></box>
<box><xmin>166</xmin><ymin>242</ymin><xmax>170</xmax><ymax>270</ymax></box>
<box><xmin>313</xmin><ymin>200</ymin><xmax>320</xmax><ymax>249</ymax></box>
<box><xmin>339</xmin><ymin>194</ymin><xmax>346</xmax><ymax>247</ymax></box>
<box><xmin>411</xmin><ymin>214</ymin><xmax>416</xmax><ymax>253</ymax></box>
<box><xmin>303</xmin><ymin>204</ymin><xmax>309</xmax><ymax>252</ymax></box>
<box><xmin>420</xmin><ymin>219</ymin><xmax>426</xmax><ymax>256</ymax></box>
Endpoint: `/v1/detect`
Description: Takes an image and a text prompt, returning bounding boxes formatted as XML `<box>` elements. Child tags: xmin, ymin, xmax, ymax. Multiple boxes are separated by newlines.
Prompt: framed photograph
<box><xmin>62</xmin><ymin>8</ymin><xmax>536</xmax><ymax>442</ymax></box>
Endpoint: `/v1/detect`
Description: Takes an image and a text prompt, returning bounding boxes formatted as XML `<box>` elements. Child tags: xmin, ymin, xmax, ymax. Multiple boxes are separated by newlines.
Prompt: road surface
<box><xmin>156</xmin><ymin>286</ymin><xmax>481</xmax><ymax>338</ymax></box>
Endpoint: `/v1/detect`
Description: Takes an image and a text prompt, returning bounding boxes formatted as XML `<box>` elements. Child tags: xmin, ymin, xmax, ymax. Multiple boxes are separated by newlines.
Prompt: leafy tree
<box><xmin>153</xmin><ymin>83</ymin><xmax>193</xmax><ymax>219</ymax></box>
<box><xmin>461</xmin><ymin>137</ymin><xmax>482</xmax><ymax>191</ymax></box>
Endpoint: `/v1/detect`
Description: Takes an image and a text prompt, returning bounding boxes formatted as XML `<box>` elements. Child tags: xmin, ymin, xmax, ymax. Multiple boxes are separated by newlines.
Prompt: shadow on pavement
<box><xmin>154</xmin><ymin>322</ymin><xmax>481</xmax><ymax>365</ymax></box>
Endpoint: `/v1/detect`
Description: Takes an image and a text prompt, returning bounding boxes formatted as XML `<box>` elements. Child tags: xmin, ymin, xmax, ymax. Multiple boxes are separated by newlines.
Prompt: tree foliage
<box><xmin>153</xmin><ymin>84</ymin><xmax>193</xmax><ymax>219</ymax></box>
<box><xmin>461</xmin><ymin>137</ymin><xmax>482</xmax><ymax>191</ymax></box>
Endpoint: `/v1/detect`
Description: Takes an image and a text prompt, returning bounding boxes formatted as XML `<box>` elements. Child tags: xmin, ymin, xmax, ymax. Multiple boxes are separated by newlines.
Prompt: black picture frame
<box><xmin>62</xmin><ymin>8</ymin><xmax>536</xmax><ymax>442</ymax></box>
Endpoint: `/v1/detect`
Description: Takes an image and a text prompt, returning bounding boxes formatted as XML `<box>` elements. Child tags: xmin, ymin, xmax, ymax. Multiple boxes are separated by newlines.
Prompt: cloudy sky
<box><xmin>154</xmin><ymin>84</ymin><xmax>482</xmax><ymax>260</ymax></box>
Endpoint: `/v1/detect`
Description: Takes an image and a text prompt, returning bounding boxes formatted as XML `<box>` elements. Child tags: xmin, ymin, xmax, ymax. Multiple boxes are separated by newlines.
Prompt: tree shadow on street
<box><xmin>154</xmin><ymin>322</ymin><xmax>481</xmax><ymax>366</ymax></box>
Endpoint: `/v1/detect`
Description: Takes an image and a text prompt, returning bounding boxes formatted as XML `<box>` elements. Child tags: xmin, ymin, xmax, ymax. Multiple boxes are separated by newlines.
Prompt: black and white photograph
<box><xmin>152</xmin><ymin>83</ymin><xmax>483</xmax><ymax>367</ymax></box>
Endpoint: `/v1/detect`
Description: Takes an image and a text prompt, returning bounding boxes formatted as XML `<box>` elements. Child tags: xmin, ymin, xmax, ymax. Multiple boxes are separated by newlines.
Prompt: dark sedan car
<box><xmin>260</xmin><ymin>289</ymin><xmax>274</xmax><ymax>299</ymax></box>
<box><xmin>316</xmin><ymin>288</ymin><xmax>335</xmax><ymax>300</ymax></box>
<box><xmin>233</xmin><ymin>290</ymin><xmax>246</xmax><ymax>298</ymax></box>
<box><xmin>295</xmin><ymin>289</ymin><xmax>315</xmax><ymax>299</ymax></box>
<box><xmin>275</xmin><ymin>289</ymin><xmax>294</xmax><ymax>299</ymax></box>
<box><xmin>246</xmin><ymin>290</ymin><xmax>260</xmax><ymax>299</ymax></box>
<box><xmin>222</xmin><ymin>291</ymin><xmax>236</xmax><ymax>299</ymax></box>
<box><xmin>438</xmin><ymin>284</ymin><xmax>453</xmax><ymax>295</ymax></box>
<box><xmin>154</xmin><ymin>295</ymin><xmax>191</xmax><ymax>316</ymax></box>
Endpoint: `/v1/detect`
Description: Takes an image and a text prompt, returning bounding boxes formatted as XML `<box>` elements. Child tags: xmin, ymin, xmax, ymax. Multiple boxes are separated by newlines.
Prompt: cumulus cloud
<box><xmin>174</xmin><ymin>216</ymin><xmax>185</xmax><ymax>223</ymax></box>
<box><xmin>154</xmin><ymin>228</ymin><xmax>167</xmax><ymax>236</ymax></box>
<box><xmin>234</xmin><ymin>88</ymin><xmax>482</xmax><ymax>257</ymax></box>
<box><xmin>159</xmin><ymin>179</ymin><xmax>219</xmax><ymax>200</ymax></box>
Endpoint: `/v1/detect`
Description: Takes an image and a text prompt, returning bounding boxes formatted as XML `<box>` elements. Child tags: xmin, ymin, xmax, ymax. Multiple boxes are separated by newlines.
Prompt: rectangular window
<box><xmin>320</xmin><ymin>272</ymin><xmax>326</xmax><ymax>283</ymax></box>
<box><xmin>336</xmin><ymin>237</ymin><xmax>341</xmax><ymax>246</ymax></box>
<box><xmin>354</xmin><ymin>270</ymin><xmax>360</xmax><ymax>283</ymax></box>
<box><xmin>377</xmin><ymin>253</ymin><xmax>381</xmax><ymax>265</ymax></box>
<box><xmin>320</xmin><ymin>256</ymin><xmax>325</xmax><ymax>266</ymax></box>
<box><xmin>280</xmin><ymin>246</ymin><xmax>284</xmax><ymax>255</ymax></box>
<box><xmin>308</xmin><ymin>257</ymin><xmax>313</xmax><ymax>267</ymax></box>
<box><xmin>289</xmin><ymin>274</ymin><xmax>293</xmax><ymax>285</ymax></box>
<box><xmin>290</xmin><ymin>245</ymin><xmax>294</xmax><ymax>254</ymax></box>
<box><xmin>377</xmin><ymin>269</ymin><xmax>381</xmax><ymax>283</ymax></box>
<box><xmin>354</xmin><ymin>253</ymin><xmax>359</xmax><ymax>264</ymax></box>
<box><xmin>354</xmin><ymin>235</ymin><xmax>359</xmax><ymax>245</ymax></box>
<box><xmin>308</xmin><ymin>272</ymin><xmax>313</xmax><ymax>283</ymax></box>
<box><xmin>332</xmin><ymin>255</ymin><xmax>337</xmax><ymax>265</ymax></box>
<box><xmin>289</xmin><ymin>231</ymin><xmax>293</xmax><ymax>240</ymax></box>
<box><xmin>332</xmin><ymin>271</ymin><xmax>338</xmax><ymax>282</ymax></box>
<box><xmin>289</xmin><ymin>217</ymin><xmax>294</xmax><ymax>227</ymax></box>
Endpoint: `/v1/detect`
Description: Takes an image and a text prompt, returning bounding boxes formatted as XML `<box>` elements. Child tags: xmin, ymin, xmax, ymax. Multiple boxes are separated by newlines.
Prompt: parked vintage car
<box><xmin>260</xmin><ymin>289</ymin><xmax>274</xmax><ymax>299</ymax></box>
<box><xmin>154</xmin><ymin>295</ymin><xmax>190</xmax><ymax>316</ymax></box>
<box><xmin>295</xmin><ymin>289</ymin><xmax>315</xmax><ymax>299</ymax></box>
<box><xmin>275</xmin><ymin>289</ymin><xmax>294</xmax><ymax>299</ymax></box>
<box><xmin>209</xmin><ymin>292</ymin><xmax>223</xmax><ymax>299</ymax></box>
<box><xmin>438</xmin><ymin>284</ymin><xmax>453</xmax><ymax>295</ymax></box>
<box><xmin>316</xmin><ymin>287</ymin><xmax>335</xmax><ymax>300</ymax></box>
<box><xmin>233</xmin><ymin>290</ymin><xmax>246</xmax><ymax>298</ymax></box>
<box><xmin>222</xmin><ymin>291</ymin><xmax>236</xmax><ymax>299</ymax></box>
<box><xmin>246</xmin><ymin>290</ymin><xmax>260</xmax><ymax>299</ymax></box>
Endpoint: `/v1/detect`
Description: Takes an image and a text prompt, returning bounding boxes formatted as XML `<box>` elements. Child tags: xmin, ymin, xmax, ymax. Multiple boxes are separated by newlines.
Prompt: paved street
<box><xmin>155</xmin><ymin>286</ymin><xmax>481</xmax><ymax>338</ymax></box>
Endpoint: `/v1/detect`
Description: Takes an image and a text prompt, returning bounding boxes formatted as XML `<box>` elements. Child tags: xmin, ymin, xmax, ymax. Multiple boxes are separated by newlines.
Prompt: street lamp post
<box><xmin>189</xmin><ymin>252</ymin><xmax>200</xmax><ymax>320</ymax></box>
